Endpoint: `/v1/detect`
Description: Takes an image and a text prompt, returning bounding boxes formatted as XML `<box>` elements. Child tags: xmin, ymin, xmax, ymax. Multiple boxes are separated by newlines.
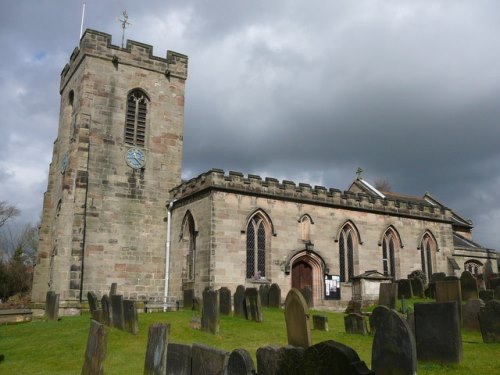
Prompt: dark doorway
<box><xmin>292</xmin><ymin>260</ymin><xmax>313</xmax><ymax>291</ymax></box>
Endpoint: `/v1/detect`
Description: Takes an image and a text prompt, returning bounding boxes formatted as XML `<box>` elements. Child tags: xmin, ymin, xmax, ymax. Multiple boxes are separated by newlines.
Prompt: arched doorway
<box><xmin>292</xmin><ymin>259</ymin><xmax>313</xmax><ymax>291</ymax></box>
<box><xmin>289</xmin><ymin>251</ymin><xmax>326</xmax><ymax>307</ymax></box>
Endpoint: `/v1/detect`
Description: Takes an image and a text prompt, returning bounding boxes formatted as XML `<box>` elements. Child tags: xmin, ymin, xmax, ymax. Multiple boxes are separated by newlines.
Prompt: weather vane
<box><xmin>117</xmin><ymin>10</ymin><xmax>131</xmax><ymax>48</ymax></box>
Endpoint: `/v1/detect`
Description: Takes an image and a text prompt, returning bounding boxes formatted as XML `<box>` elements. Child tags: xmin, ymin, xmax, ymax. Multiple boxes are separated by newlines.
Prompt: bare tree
<box><xmin>0</xmin><ymin>201</ymin><xmax>20</xmax><ymax>228</ymax></box>
<box><xmin>374</xmin><ymin>178</ymin><xmax>391</xmax><ymax>192</ymax></box>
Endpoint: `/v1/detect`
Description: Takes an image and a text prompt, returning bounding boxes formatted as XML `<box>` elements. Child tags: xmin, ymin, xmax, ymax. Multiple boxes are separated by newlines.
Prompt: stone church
<box><xmin>31</xmin><ymin>29</ymin><xmax>497</xmax><ymax>312</ymax></box>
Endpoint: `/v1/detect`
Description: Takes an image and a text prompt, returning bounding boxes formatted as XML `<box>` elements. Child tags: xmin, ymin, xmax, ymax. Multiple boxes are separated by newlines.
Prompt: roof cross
<box><xmin>356</xmin><ymin>167</ymin><xmax>364</xmax><ymax>179</ymax></box>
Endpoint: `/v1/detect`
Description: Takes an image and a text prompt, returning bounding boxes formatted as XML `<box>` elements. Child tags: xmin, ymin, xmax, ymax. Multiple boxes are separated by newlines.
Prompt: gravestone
<box><xmin>259</xmin><ymin>284</ymin><xmax>270</xmax><ymax>307</ymax></box>
<box><xmin>284</xmin><ymin>288</ymin><xmax>312</xmax><ymax>348</ymax></box>
<box><xmin>406</xmin><ymin>312</ymin><xmax>415</xmax><ymax>336</ymax></box>
<box><xmin>244</xmin><ymin>288</ymin><xmax>263</xmax><ymax>322</ymax></box>
<box><xmin>303</xmin><ymin>340</ymin><xmax>374</xmax><ymax>375</ymax></box>
<box><xmin>256</xmin><ymin>345</ymin><xmax>305</xmax><ymax>375</ymax></box>
<box><xmin>109</xmin><ymin>283</ymin><xmax>117</xmax><ymax>296</ymax></box>
<box><xmin>192</xmin><ymin>296</ymin><xmax>202</xmax><ymax>313</ymax></box>
<box><xmin>45</xmin><ymin>291</ymin><xmax>59</xmax><ymax>321</ymax></box>
<box><xmin>166</xmin><ymin>343</ymin><xmax>192</xmax><ymax>375</ymax></box>
<box><xmin>101</xmin><ymin>295</ymin><xmax>111</xmax><ymax>326</ymax></box>
<box><xmin>431</xmin><ymin>272</ymin><xmax>447</xmax><ymax>282</ymax></box>
<box><xmin>123</xmin><ymin>300</ymin><xmax>139</xmax><ymax>334</ymax></box>
<box><xmin>345</xmin><ymin>299</ymin><xmax>362</xmax><ymax>314</ymax></box>
<box><xmin>463</xmin><ymin>299</ymin><xmax>485</xmax><ymax>331</ymax></box>
<box><xmin>479</xmin><ymin>289</ymin><xmax>494</xmax><ymax>302</ymax></box>
<box><xmin>488</xmin><ymin>276</ymin><xmax>500</xmax><ymax>290</ymax></box>
<box><xmin>144</xmin><ymin>323</ymin><xmax>169</xmax><ymax>375</ymax></box>
<box><xmin>227</xmin><ymin>348</ymin><xmax>255</xmax><ymax>375</ymax></box>
<box><xmin>268</xmin><ymin>283</ymin><xmax>281</xmax><ymax>308</ymax></box>
<box><xmin>88</xmin><ymin>292</ymin><xmax>102</xmax><ymax>323</ymax></box>
<box><xmin>312</xmin><ymin>315</ymin><xmax>329</xmax><ymax>331</ymax></box>
<box><xmin>414</xmin><ymin>302</ymin><xmax>462</xmax><ymax>363</ymax></box>
<box><xmin>428</xmin><ymin>272</ymin><xmax>446</xmax><ymax>298</ymax></box>
<box><xmin>460</xmin><ymin>271</ymin><xmax>479</xmax><ymax>300</ymax></box>
<box><xmin>478</xmin><ymin>299</ymin><xmax>500</xmax><ymax>343</ymax></box>
<box><xmin>202</xmin><ymin>289</ymin><xmax>219</xmax><ymax>334</ymax></box>
<box><xmin>219</xmin><ymin>287</ymin><xmax>232</xmax><ymax>315</ymax></box>
<box><xmin>111</xmin><ymin>295</ymin><xmax>125</xmax><ymax>330</ymax></box>
<box><xmin>379</xmin><ymin>283</ymin><xmax>398</xmax><ymax>309</ymax></box>
<box><xmin>397</xmin><ymin>279</ymin><xmax>413</xmax><ymax>299</ymax></box>
<box><xmin>371</xmin><ymin>306</ymin><xmax>417</xmax><ymax>375</ymax></box>
<box><xmin>344</xmin><ymin>313</ymin><xmax>369</xmax><ymax>335</ymax></box>
<box><xmin>183</xmin><ymin>289</ymin><xmax>194</xmax><ymax>310</ymax></box>
<box><xmin>410</xmin><ymin>277</ymin><xmax>424</xmax><ymax>298</ymax></box>
<box><xmin>435</xmin><ymin>280</ymin><xmax>462</xmax><ymax>322</ymax></box>
<box><xmin>300</xmin><ymin>286</ymin><xmax>313</xmax><ymax>307</ymax></box>
<box><xmin>81</xmin><ymin>320</ymin><xmax>107</xmax><ymax>375</ymax></box>
<box><xmin>233</xmin><ymin>285</ymin><xmax>246</xmax><ymax>318</ymax></box>
<box><xmin>191</xmin><ymin>343</ymin><xmax>229</xmax><ymax>375</ymax></box>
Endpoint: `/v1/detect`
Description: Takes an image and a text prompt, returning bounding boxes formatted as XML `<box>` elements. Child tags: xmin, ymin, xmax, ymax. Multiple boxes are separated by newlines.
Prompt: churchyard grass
<box><xmin>1</xmin><ymin>306</ymin><xmax>498</xmax><ymax>374</ymax></box>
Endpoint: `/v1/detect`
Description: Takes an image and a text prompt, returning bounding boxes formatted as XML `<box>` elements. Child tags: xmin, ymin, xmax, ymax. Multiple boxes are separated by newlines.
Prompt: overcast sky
<box><xmin>0</xmin><ymin>1</ymin><xmax>499</xmax><ymax>249</ymax></box>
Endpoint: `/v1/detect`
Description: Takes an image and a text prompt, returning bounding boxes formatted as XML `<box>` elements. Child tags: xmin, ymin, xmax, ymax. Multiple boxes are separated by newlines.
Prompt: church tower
<box><xmin>31</xmin><ymin>30</ymin><xmax>188</xmax><ymax>311</ymax></box>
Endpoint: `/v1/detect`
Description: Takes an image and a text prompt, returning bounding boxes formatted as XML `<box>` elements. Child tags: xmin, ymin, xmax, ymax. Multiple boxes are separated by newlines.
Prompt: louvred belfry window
<box><xmin>125</xmin><ymin>90</ymin><xmax>148</xmax><ymax>146</ymax></box>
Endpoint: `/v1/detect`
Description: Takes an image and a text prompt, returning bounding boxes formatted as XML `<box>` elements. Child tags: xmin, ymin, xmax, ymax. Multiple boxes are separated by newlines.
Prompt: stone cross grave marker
<box><xmin>233</xmin><ymin>285</ymin><xmax>246</xmax><ymax>318</ymax></box>
<box><xmin>81</xmin><ymin>320</ymin><xmax>107</xmax><ymax>375</ymax></box>
<box><xmin>201</xmin><ymin>288</ymin><xmax>220</xmax><ymax>334</ymax></box>
<box><xmin>463</xmin><ymin>299</ymin><xmax>484</xmax><ymax>331</ymax></box>
<box><xmin>144</xmin><ymin>323</ymin><xmax>169</xmax><ymax>375</ymax></box>
<box><xmin>397</xmin><ymin>279</ymin><xmax>413</xmax><ymax>299</ymax></box>
<box><xmin>460</xmin><ymin>271</ymin><xmax>479</xmax><ymax>301</ymax></box>
<box><xmin>256</xmin><ymin>345</ymin><xmax>304</xmax><ymax>375</ymax></box>
<box><xmin>226</xmin><ymin>348</ymin><xmax>256</xmax><ymax>375</ymax></box>
<box><xmin>244</xmin><ymin>287</ymin><xmax>263</xmax><ymax>322</ymax></box>
<box><xmin>284</xmin><ymin>288</ymin><xmax>312</xmax><ymax>348</ymax></box>
<box><xmin>259</xmin><ymin>284</ymin><xmax>270</xmax><ymax>307</ymax></box>
<box><xmin>378</xmin><ymin>282</ymin><xmax>398</xmax><ymax>309</ymax></box>
<box><xmin>45</xmin><ymin>291</ymin><xmax>59</xmax><ymax>321</ymax></box>
<box><xmin>166</xmin><ymin>343</ymin><xmax>192</xmax><ymax>375</ymax></box>
<box><xmin>268</xmin><ymin>283</ymin><xmax>281</xmax><ymax>308</ymax></box>
<box><xmin>191</xmin><ymin>343</ymin><xmax>229</xmax><ymax>375</ymax></box>
<box><xmin>111</xmin><ymin>294</ymin><xmax>125</xmax><ymax>330</ymax></box>
<box><xmin>219</xmin><ymin>287</ymin><xmax>232</xmax><ymax>315</ymax></box>
<box><xmin>123</xmin><ymin>300</ymin><xmax>139</xmax><ymax>334</ymax></box>
<box><xmin>478</xmin><ymin>299</ymin><xmax>500</xmax><ymax>343</ymax></box>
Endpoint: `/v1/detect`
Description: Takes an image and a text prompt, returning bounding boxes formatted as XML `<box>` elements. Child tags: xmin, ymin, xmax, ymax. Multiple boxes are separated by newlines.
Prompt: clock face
<box><xmin>61</xmin><ymin>153</ymin><xmax>69</xmax><ymax>174</ymax></box>
<box><xmin>125</xmin><ymin>148</ymin><xmax>146</xmax><ymax>169</ymax></box>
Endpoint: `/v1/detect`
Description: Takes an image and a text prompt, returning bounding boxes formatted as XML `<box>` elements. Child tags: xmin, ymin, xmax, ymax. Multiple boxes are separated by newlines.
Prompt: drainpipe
<box><xmin>164</xmin><ymin>199</ymin><xmax>176</xmax><ymax>311</ymax></box>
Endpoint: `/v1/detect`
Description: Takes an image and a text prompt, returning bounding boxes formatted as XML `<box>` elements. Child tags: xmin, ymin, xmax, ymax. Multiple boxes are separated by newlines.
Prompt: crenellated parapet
<box><xmin>170</xmin><ymin>169</ymin><xmax>453</xmax><ymax>222</ymax></box>
<box><xmin>60</xmin><ymin>29</ymin><xmax>187</xmax><ymax>92</ymax></box>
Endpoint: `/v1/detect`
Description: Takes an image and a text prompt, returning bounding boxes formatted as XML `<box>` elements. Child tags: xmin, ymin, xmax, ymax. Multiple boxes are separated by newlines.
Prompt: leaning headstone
<box><xmin>244</xmin><ymin>288</ymin><xmax>263</xmax><ymax>322</ymax></box>
<box><xmin>344</xmin><ymin>313</ymin><xmax>369</xmax><ymax>335</ymax></box>
<box><xmin>183</xmin><ymin>289</ymin><xmax>194</xmax><ymax>310</ymax></box>
<box><xmin>111</xmin><ymin>295</ymin><xmax>125</xmax><ymax>330</ymax></box>
<box><xmin>300</xmin><ymin>286</ymin><xmax>313</xmax><ymax>307</ymax></box>
<box><xmin>201</xmin><ymin>289</ymin><xmax>219</xmax><ymax>334</ymax></box>
<box><xmin>144</xmin><ymin>323</ymin><xmax>169</xmax><ymax>375</ymax></box>
<box><xmin>227</xmin><ymin>348</ymin><xmax>255</xmax><ymax>375</ymax></box>
<box><xmin>478</xmin><ymin>299</ymin><xmax>500</xmax><ymax>343</ymax></box>
<box><xmin>256</xmin><ymin>345</ymin><xmax>305</xmax><ymax>375</ymax></box>
<box><xmin>378</xmin><ymin>283</ymin><xmax>398</xmax><ymax>309</ymax></box>
<box><xmin>233</xmin><ymin>285</ymin><xmax>246</xmax><ymax>318</ymax></box>
<box><xmin>410</xmin><ymin>277</ymin><xmax>424</xmax><ymax>298</ymax></box>
<box><xmin>166</xmin><ymin>343</ymin><xmax>192</xmax><ymax>375</ymax></box>
<box><xmin>303</xmin><ymin>340</ymin><xmax>374</xmax><ymax>375</ymax></box>
<box><xmin>312</xmin><ymin>315</ymin><xmax>329</xmax><ymax>331</ymax></box>
<box><xmin>123</xmin><ymin>300</ymin><xmax>139</xmax><ymax>335</ymax></box>
<box><xmin>219</xmin><ymin>287</ymin><xmax>232</xmax><ymax>315</ymax></box>
<box><xmin>460</xmin><ymin>271</ymin><xmax>479</xmax><ymax>300</ymax></box>
<box><xmin>397</xmin><ymin>279</ymin><xmax>413</xmax><ymax>299</ymax></box>
<box><xmin>479</xmin><ymin>289</ymin><xmax>494</xmax><ymax>302</ymax></box>
<box><xmin>81</xmin><ymin>320</ymin><xmax>107</xmax><ymax>375</ymax></box>
<box><xmin>463</xmin><ymin>299</ymin><xmax>485</xmax><ymax>331</ymax></box>
<box><xmin>371</xmin><ymin>306</ymin><xmax>417</xmax><ymax>375</ymax></box>
<box><xmin>414</xmin><ymin>302</ymin><xmax>462</xmax><ymax>363</ymax></box>
<box><xmin>268</xmin><ymin>283</ymin><xmax>281</xmax><ymax>308</ymax></box>
<box><xmin>191</xmin><ymin>343</ymin><xmax>229</xmax><ymax>375</ymax></box>
<box><xmin>109</xmin><ymin>283</ymin><xmax>117</xmax><ymax>296</ymax></box>
<box><xmin>435</xmin><ymin>280</ymin><xmax>462</xmax><ymax>322</ymax></box>
<box><xmin>259</xmin><ymin>284</ymin><xmax>270</xmax><ymax>307</ymax></box>
<box><xmin>45</xmin><ymin>291</ymin><xmax>59</xmax><ymax>321</ymax></box>
<box><xmin>284</xmin><ymin>288</ymin><xmax>312</xmax><ymax>348</ymax></box>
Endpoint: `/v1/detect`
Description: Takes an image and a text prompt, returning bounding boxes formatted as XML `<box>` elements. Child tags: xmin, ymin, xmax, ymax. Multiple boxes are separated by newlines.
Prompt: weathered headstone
<box><xmin>397</xmin><ymin>279</ymin><xmax>413</xmax><ymax>299</ymax></box>
<box><xmin>444</xmin><ymin>275</ymin><xmax>459</xmax><ymax>281</ymax></box>
<box><xmin>109</xmin><ymin>283</ymin><xmax>117</xmax><ymax>296</ymax></box>
<box><xmin>111</xmin><ymin>294</ymin><xmax>125</xmax><ymax>330</ymax></box>
<box><xmin>345</xmin><ymin>299</ymin><xmax>362</xmax><ymax>314</ymax></box>
<box><xmin>460</xmin><ymin>271</ymin><xmax>479</xmax><ymax>300</ymax></box>
<box><xmin>192</xmin><ymin>296</ymin><xmax>202</xmax><ymax>313</ymax></box>
<box><xmin>378</xmin><ymin>283</ymin><xmax>398</xmax><ymax>309</ymax></box>
<box><xmin>219</xmin><ymin>287</ymin><xmax>232</xmax><ymax>315</ymax></box>
<box><xmin>244</xmin><ymin>287</ymin><xmax>263</xmax><ymax>322</ymax></box>
<box><xmin>191</xmin><ymin>343</ymin><xmax>229</xmax><ymax>375</ymax></box>
<box><xmin>183</xmin><ymin>289</ymin><xmax>194</xmax><ymax>310</ymax></box>
<box><xmin>45</xmin><ymin>291</ymin><xmax>59</xmax><ymax>321</ymax></box>
<box><xmin>431</xmin><ymin>272</ymin><xmax>447</xmax><ymax>282</ymax></box>
<box><xmin>344</xmin><ymin>313</ymin><xmax>369</xmax><ymax>335</ymax></box>
<box><xmin>435</xmin><ymin>280</ymin><xmax>462</xmax><ymax>322</ymax></box>
<box><xmin>414</xmin><ymin>302</ymin><xmax>462</xmax><ymax>363</ymax></box>
<box><xmin>312</xmin><ymin>315</ymin><xmax>329</xmax><ymax>331</ymax></box>
<box><xmin>259</xmin><ymin>284</ymin><xmax>270</xmax><ymax>307</ymax></box>
<box><xmin>88</xmin><ymin>292</ymin><xmax>102</xmax><ymax>323</ymax></box>
<box><xmin>101</xmin><ymin>295</ymin><xmax>111</xmax><ymax>326</ymax></box>
<box><xmin>410</xmin><ymin>277</ymin><xmax>424</xmax><ymax>298</ymax></box>
<box><xmin>166</xmin><ymin>343</ymin><xmax>192</xmax><ymax>375</ymax></box>
<box><xmin>463</xmin><ymin>299</ymin><xmax>485</xmax><ymax>331</ymax></box>
<box><xmin>81</xmin><ymin>320</ymin><xmax>107</xmax><ymax>375</ymax></box>
<box><xmin>371</xmin><ymin>306</ymin><xmax>417</xmax><ymax>375</ymax></box>
<box><xmin>478</xmin><ymin>299</ymin><xmax>500</xmax><ymax>343</ymax></box>
<box><xmin>123</xmin><ymin>300</ymin><xmax>139</xmax><ymax>334</ymax></box>
<box><xmin>479</xmin><ymin>289</ymin><xmax>494</xmax><ymax>302</ymax></box>
<box><xmin>406</xmin><ymin>312</ymin><xmax>415</xmax><ymax>337</ymax></box>
<box><xmin>303</xmin><ymin>340</ymin><xmax>374</xmax><ymax>375</ymax></box>
<box><xmin>233</xmin><ymin>285</ymin><xmax>246</xmax><ymax>318</ymax></box>
<box><xmin>300</xmin><ymin>286</ymin><xmax>313</xmax><ymax>307</ymax></box>
<box><xmin>201</xmin><ymin>289</ymin><xmax>219</xmax><ymax>334</ymax></box>
<box><xmin>256</xmin><ymin>345</ymin><xmax>305</xmax><ymax>375</ymax></box>
<box><xmin>284</xmin><ymin>288</ymin><xmax>312</xmax><ymax>348</ymax></box>
<box><xmin>226</xmin><ymin>348</ymin><xmax>255</xmax><ymax>375</ymax></box>
<box><xmin>144</xmin><ymin>323</ymin><xmax>169</xmax><ymax>375</ymax></box>
<box><xmin>268</xmin><ymin>283</ymin><xmax>281</xmax><ymax>308</ymax></box>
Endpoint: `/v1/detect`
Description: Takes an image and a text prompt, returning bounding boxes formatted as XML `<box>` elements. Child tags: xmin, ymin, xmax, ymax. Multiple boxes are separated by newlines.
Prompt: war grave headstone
<box><xmin>312</xmin><ymin>315</ymin><xmax>329</xmax><ymax>331</ymax></box>
<box><xmin>219</xmin><ymin>287</ymin><xmax>232</xmax><ymax>316</ymax></box>
<box><xmin>183</xmin><ymin>289</ymin><xmax>194</xmax><ymax>310</ymax></box>
<box><xmin>233</xmin><ymin>285</ymin><xmax>246</xmax><ymax>318</ymax></box>
<box><xmin>397</xmin><ymin>279</ymin><xmax>413</xmax><ymax>299</ymax></box>
<box><xmin>414</xmin><ymin>302</ymin><xmax>462</xmax><ymax>363</ymax></box>
<box><xmin>256</xmin><ymin>345</ymin><xmax>305</xmax><ymax>375</ymax></box>
<box><xmin>87</xmin><ymin>291</ymin><xmax>103</xmax><ymax>323</ymax></box>
<box><xmin>478</xmin><ymin>299</ymin><xmax>500</xmax><ymax>343</ymax></box>
<box><xmin>226</xmin><ymin>348</ymin><xmax>256</xmax><ymax>375</ymax></box>
<box><xmin>371</xmin><ymin>306</ymin><xmax>417</xmax><ymax>375</ymax></box>
<box><xmin>284</xmin><ymin>288</ymin><xmax>312</xmax><ymax>348</ymax></box>
<box><xmin>300</xmin><ymin>286</ymin><xmax>313</xmax><ymax>307</ymax></box>
<box><xmin>191</xmin><ymin>343</ymin><xmax>229</xmax><ymax>375</ymax></box>
<box><xmin>81</xmin><ymin>320</ymin><xmax>107</xmax><ymax>375</ymax></box>
<box><xmin>378</xmin><ymin>282</ymin><xmax>398</xmax><ymax>309</ymax></box>
<box><xmin>144</xmin><ymin>323</ymin><xmax>169</xmax><ymax>375</ymax></box>
<box><xmin>201</xmin><ymin>289</ymin><xmax>220</xmax><ymax>334</ymax></box>
<box><xmin>244</xmin><ymin>287</ymin><xmax>263</xmax><ymax>322</ymax></box>
<box><xmin>123</xmin><ymin>300</ymin><xmax>139</xmax><ymax>334</ymax></box>
<box><xmin>111</xmin><ymin>294</ymin><xmax>125</xmax><ymax>330</ymax></box>
<box><xmin>435</xmin><ymin>279</ymin><xmax>463</xmax><ymax>323</ymax></box>
<box><xmin>45</xmin><ymin>291</ymin><xmax>59</xmax><ymax>321</ymax></box>
<box><xmin>463</xmin><ymin>299</ymin><xmax>485</xmax><ymax>331</ymax></box>
<box><xmin>109</xmin><ymin>282</ymin><xmax>117</xmax><ymax>296</ymax></box>
<box><xmin>166</xmin><ymin>343</ymin><xmax>192</xmax><ymax>375</ymax></box>
<box><xmin>460</xmin><ymin>271</ymin><xmax>479</xmax><ymax>300</ymax></box>
<box><xmin>344</xmin><ymin>313</ymin><xmax>369</xmax><ymax>335</ymax></box>
<box><xmin>303</xmin><ymin>340</ymin><xmax>374</xmax><ymax>375</ymax></box>
<box><xmin>410</xmin><ymin>277</ymin><xmax>424</xmax><ymax>298</ymax></box>
<box><xmin>259</xmin><ymin>284</ymin><xmax>270</xmax><ymax>307</ymax></box>
<box><xmin>101</xmin><ymin>295</ymin><xmax>111</xmax><ymax>326</ymax></box>
<box><xmin>479</xmin><ymin>289</ymin><xmax>494</xmax><ymax>302</ymax></box>
<box><xmin>268</xmin><ymin>283</ymin><xmax>281</xmax><ymax>308</ymax></box>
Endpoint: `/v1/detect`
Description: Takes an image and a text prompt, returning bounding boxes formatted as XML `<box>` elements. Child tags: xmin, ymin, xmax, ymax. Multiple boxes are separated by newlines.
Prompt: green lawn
<box><xmin>0</xmin><ymin>307</ymin><xmax>498</xmax><ymax>374</ymax></box>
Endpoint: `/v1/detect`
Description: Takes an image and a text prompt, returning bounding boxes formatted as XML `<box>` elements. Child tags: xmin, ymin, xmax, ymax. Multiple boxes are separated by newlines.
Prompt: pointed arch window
<box><xmin>419</xmin><ymin>233</ymin><xmax>436</xmax><ymax>281</ymax></box>
<box><xmin>246</xmin><ymin>215</ymin><xmax>268</xmax><ymax>279</ymax></box>
<box><xmin>381</xmin><ymin>229</ymin><xmax>399</xmax><ymax>277</ymax></box>
<box><xmin>339</xmin><ymin>224</ymin><xmax>356</xmax><ymax>282</ymax></box>
<box><xmin>125</xmin><ymin>90</ymin><xmax>148</xmax><ymax>146</ymax></box>
<box><xmin>182</xmin><ymin>212</ymin><xmax>196</xmax><ymax>281</ymax></box>
<box><xmin>300</xmin><ymin>215</ymin><xmax>311</xmax><ymax>242</ymax></box>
